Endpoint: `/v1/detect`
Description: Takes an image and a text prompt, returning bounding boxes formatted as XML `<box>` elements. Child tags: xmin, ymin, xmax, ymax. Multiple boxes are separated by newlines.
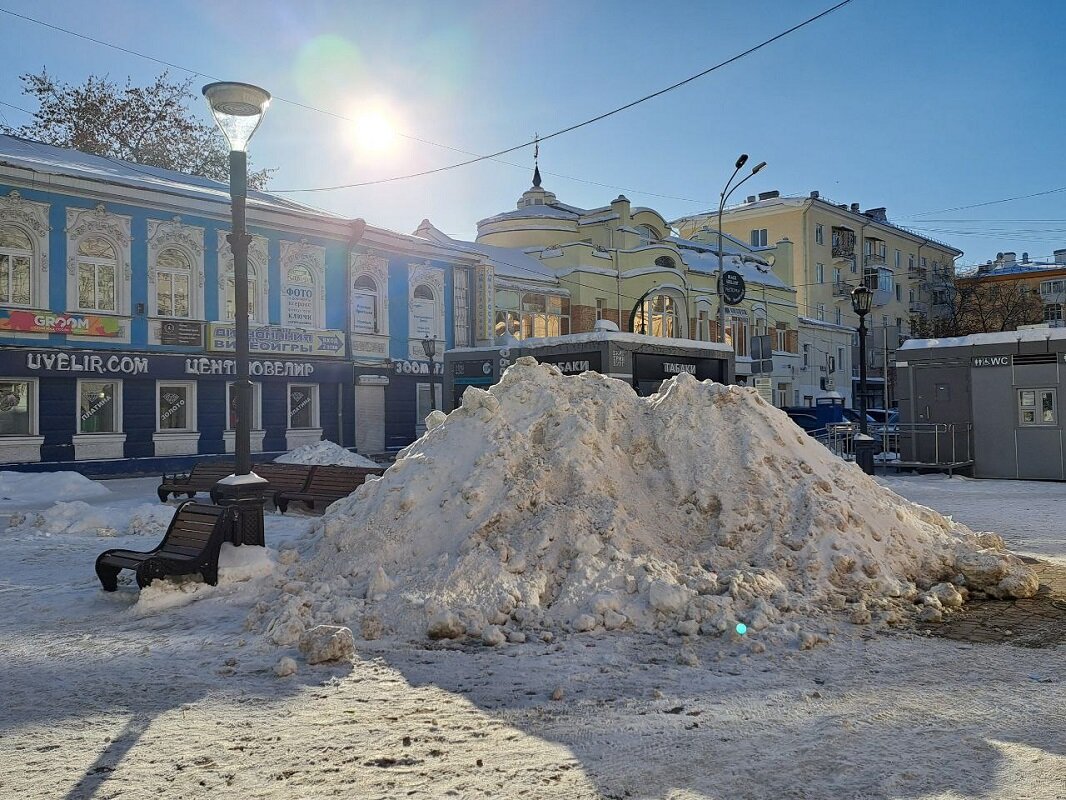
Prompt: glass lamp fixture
<box><xmin>851</xmin><ymin>285</ymin><xmax>873</xmax><ymax>315</ymax></box>
<box><xmin>202</xmin><ymin>82</ymin><xmax>271</xmax><ymax>152</ymax></box>
<box><xmin>421</xmin><ymin>336</ymin><xmax>437</xmax><ymax>359</ymax></box>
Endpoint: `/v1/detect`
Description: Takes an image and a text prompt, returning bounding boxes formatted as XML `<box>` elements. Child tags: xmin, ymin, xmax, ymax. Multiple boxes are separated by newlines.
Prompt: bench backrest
<box><xmin>159</xmin><ymin>501</ymin><xmax>229</xmax><ymax>555</ymax></box>
<box><xmin>186</xmin><ymin>462</ymin><xmax>237</xmax><ymax>486</ymax></box>
<box><xmin>302</xmin><ymin>465</ymin><xmax>385</xmax><ymax>497</ymax></box>
<box><xmin>253</xmin><ymin>463</ymin><xmax>315</xmax><ymax>493</ymax></box>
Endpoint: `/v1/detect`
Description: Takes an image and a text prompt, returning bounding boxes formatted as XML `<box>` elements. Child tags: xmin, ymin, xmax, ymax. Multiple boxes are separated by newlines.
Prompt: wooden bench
<box><xmin>157</xmin><ymin>462</ymin><xmax>235</xmax><ymax>502</ymax></box>
<box><xmin>95</xmin><ymin>501</ymin><xmax>232</xmax><ymax>590</ymax></box>
<box><xmin>275</xmin><ymin>465</ymin><xmax>385</xmax><ymax>514</ymax></box>
<box><xmin>251</xmin><ymin>463</ymin><xmax>315</xmax><ymax>508</ymax></box>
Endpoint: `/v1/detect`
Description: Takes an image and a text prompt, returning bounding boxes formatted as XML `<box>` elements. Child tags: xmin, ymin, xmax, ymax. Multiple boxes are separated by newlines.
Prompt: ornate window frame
<box><xmin>148</xmin><ymin>217</ymin><xmax>204</xmax><ymax>319</ymax></box>
<box><xmin>407</xmin><ymin>262</ymin><xmax>445</xmax><ymax>360</ymax></box>
<box><xmin>65</xmin><ymin>204</ymin><xmax>131</xmax><ymax>316</ymax></box>
<box><xmin>217</xmin><ymin>230</ymin><xmax>269</xmax><ymax>323</ymax></box>
<box><xmin>0</xmin><ymin>191</ymin><xmax>50</xmax><ymax>310</ymax></box>
<box><xmin>350</xmin><ymin>251</ymin><xmax>390</xmax><ymax>359</ymax></box>
<box><xmin>280</xmin><ymin>239</ymin><xmax>325</xmax><ymax>329</ymax></box>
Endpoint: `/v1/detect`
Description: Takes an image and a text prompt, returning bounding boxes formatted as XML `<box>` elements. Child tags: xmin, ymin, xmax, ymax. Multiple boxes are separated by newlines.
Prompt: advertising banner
<box><xmin>282</xmin><ymin>284</ymin><xmax>316</xmax><ymax>327</ymax></box>
<box><xmin>207</xmin><ymin>323</ymin><xmax>345</xmax><ymax>357</ymax></box>
<box><xmin>0</xmin><ymin>309</ymin><xmax>122</xmax><ymax>337</ymax></box>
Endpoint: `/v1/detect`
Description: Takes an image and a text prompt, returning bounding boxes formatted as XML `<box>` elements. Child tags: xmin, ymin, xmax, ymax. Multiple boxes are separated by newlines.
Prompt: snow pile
<box><xmin>275</xmin><ymin>440</ymin><xmax>382</xmax><ymax>469</ymax></box>
<box><xmin>7</xmin><ymin>501</ymin><xmax>175</xmax><ymax>538</ymax></box>
<box><xmin>251</xmin><ymin>359</ymin><xmax>1038</xmax><ymax>648</ymax></box>
<box><xmin>0</xmin><ymin>470</ymin><xmax>109</xmax><ymax>505</ymax></box>
<box><xmin>135</xmin><ymin>544</ymin><xmax>276</xmax><ymax>615</ymax></box>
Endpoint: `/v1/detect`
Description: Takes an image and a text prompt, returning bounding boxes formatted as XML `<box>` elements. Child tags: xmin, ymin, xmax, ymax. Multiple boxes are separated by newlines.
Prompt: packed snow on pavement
<box><xmin>0</xmin><ymin>365</ymin><xmax>1062</xmax><ymax>800</ymax></box>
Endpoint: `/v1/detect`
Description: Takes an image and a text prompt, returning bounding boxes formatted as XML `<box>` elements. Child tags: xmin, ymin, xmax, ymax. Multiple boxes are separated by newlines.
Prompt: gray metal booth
<box><xmin>896</xmin><ymin>328</ymin><xmax>1066</xmax><ymax>480</ymax></box>
<box><xmin>443</xmin><ymin>332</ymin><xmax>735</xmax><ymax>412</ymax></box>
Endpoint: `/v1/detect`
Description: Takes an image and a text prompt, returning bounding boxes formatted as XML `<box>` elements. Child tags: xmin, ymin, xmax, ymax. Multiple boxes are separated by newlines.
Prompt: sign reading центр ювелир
<box><xmin>207</xmin><ymin>323</ymin><xmax>345</xmax><ymax>357</ymax></box>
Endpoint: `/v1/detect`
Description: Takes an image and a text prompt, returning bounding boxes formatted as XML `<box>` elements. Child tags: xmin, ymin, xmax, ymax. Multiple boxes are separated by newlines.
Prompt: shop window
<box><xmin>494</xmin><ymin>289</ymin><xmax>570</xmax><ymax>340</ymax></box>
<box><xmin>0</xmin><ymin>379</ymin><xmax>36</xmax><ymax>435</ymax></box>
<box><xmin>352</xmin><ymin>274</ymin><xmax>381</xmax><ymax>334</ymax></box>
<box><xmin>155</xmin><ymin>247</ymin><xmax>193</xmax><ymax>318</ymax></box>
<box><xmin>416</xmin><ymin>383</ymin><xmax>442</xmax><ymax>425</ymax></box>
<box><xmin>411</xmin><ymin>283</ymin><xmax>440</xmax><ymax>340</ymax></box>
<box><xmin>726</xmin><ymin>315</ymin><xmax>748</xmax><ymax>357</ymax></box>
<box><xmin>0</xmin><ymin>226</ymin><xmax>33</xmax><ymax>307</ymax></box>
<box><xmin>1018</xmin><ymin>388</ymin><xmax>1057</xmax><ymax>426</ymax></box>
<box><xmin>633</xmin><ymin>293</ymin><xmax>680</xmax><ymax>338</ymax></box>
<box><xmin>282</xmin><ymin>263</ymin><xmax>319</xmax><ymax>328</ymax></box>
<box><xmin>156</xmin><ymin>381</ymin><xmax>197</xmax><ymax>432</ymax></box>
<box><xmin>78</xmin><ymin>380</ymin><xmax>121</xmax><ymax>434</ymax></box>
<box><xmin>288</xmin><ymin>384</ymin><xmax>319</xmax><ymax>430</ymax></box>
<box><xmin>222</xmin><ymin>259</ymin><xmax>264</xmax><ymax>323</ymax></box>
<box><xmin>695</xmin><ymin>300</ymin><xmax>712</xmax><ymax>342</ymax></box>
<box><xmin>226</xmin><ymin>382</ymin><xmax>262</xmax><ymax>430</ymax></box>
<box><xmin>76</xmin><ymin>237</ymin><xmax>118</xmax><ymax>312</ymax></box>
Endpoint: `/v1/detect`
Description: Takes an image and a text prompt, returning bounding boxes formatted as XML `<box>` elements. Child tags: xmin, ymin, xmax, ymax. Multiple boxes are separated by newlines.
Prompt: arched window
<box><xmin>352</xmin><ymin>274</ymin><xmax>379</xmax><ymax>334</ymax></box>
<box><xmin>695</xmin><ymin>299</ymin><xmax>713</xmax><ymax>342</ymax></box>
<box><xmin>636</xmin><ymin>224</ymin><xmax>660</xmax><ymax>244</ymax></box>
<box><xmin>282</xmin><ymin>263</ymin><xmax>317</xmax><ymax>327</ymax></box>
<box><xmin>0</xmin><ymin>226</ymin><xmax>33</xmax><ymax>307</ymax></box>
<box><xmin>633</xmin><ymin>293</ymin><xmax>679</xmax><ymax>338</ymax></box>
<box><xmin>654</xmin><ymin>255</ymin><xmax>676</xmax><ymax>269</ymax></box>
<box><xmin>155</xmin><ymin>247</ymin><xmax>193</xmax><ymax>318</ymax></box>
<box><xmin>411</xmin><ymin>283</ymin><xmax>438</xmax><ymax>339</ymax></box>
<box><xmin>223</xmin><ymin>260</ymin><xmax>262</xmax><ymax>323</ymax></box>
<box><xmin>77</xmin><ymin>237</ymin><xmax>118</xmax><ymax>312</ymax></box>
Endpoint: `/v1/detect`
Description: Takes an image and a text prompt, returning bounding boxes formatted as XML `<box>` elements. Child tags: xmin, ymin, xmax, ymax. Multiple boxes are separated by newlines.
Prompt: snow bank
<box><xmin>251</xmin><ymin>359</ymin><xmax>1037</xmax><ymax>648</ymax></box>
<box><xmin>135</xmin><ymin>544</ymin><xmax>276</xmax><ymax>615</ymax></box>
<box><xmin>0</xmin><ymin>470</ymin><xmax>109</xmax><ymax>505</ymax></box>
<box><xmin>7</xmin><ymin>501</ymin><xmax>174</xmax><ymax>538</ymax></box>
<box><xmin>275</xmin><ymin>440</ymin><xmax>382</xmax><ymax>469</ymax></box>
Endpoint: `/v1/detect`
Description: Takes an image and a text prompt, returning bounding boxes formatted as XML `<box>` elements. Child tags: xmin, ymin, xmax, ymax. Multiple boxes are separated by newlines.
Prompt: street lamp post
<box><xmin>716</xmin><ymin>155</ymin><xmax>766</xmax><ymax>343</ymax></box>
<box><xmin>421</xmin><ymin>336</ymin><xmax>437</xmax><ymax>412</ymax></box>
<box><xmin>850</xmin><ymin>285</ymin><xmax>875</xmax><ymax>474</ymax></box>
<box><xmin>203</xmin><ymin>81</ymin><xmax>271</xmax><ymax>544</ymax></box>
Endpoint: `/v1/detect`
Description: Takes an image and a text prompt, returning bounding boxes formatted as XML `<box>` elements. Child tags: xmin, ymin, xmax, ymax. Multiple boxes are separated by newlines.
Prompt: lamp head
<box><xmin>421</xmin><ymin>336</ymin><xmax>436</xmax><ymax>359</ymax></box>
<box><xmin>202</xmin><ymin>82</ymin><xmax>271</xmax><ymax>152</ymax></box>
<box><xmin>851</xmin><ymin>285</ymin><xmax>873</xmax><ymax>315</ymax></box>
<box><xmin>735</xmin><ymin>154</ymin><xmax>749</xmax><ymax>169</ymax></box>
<box><xmin>751</xmin><ymin>161</ymin><xmax>767</xmax><ymax>174</ymax></box>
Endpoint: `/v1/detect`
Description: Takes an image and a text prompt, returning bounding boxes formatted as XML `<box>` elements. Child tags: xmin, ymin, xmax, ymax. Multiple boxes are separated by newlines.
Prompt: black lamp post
<box><xmin>716</xmin><ymin>154</ymin><xmax>766</xmax><ymax>343</ymax></box>
<box><xmin>203</xmin><ymin>81</ymin><xmax>271</xmax><ymax>543</ymax></box>
<box><xmin>422</xmin><ymin>335</ymin><xmax>437</xmax><ymax>412</ymax></box>
<box><xmin>850</xmin><ymin>285</ymin><xmax>875</xmax><ymax>474</ymax></box>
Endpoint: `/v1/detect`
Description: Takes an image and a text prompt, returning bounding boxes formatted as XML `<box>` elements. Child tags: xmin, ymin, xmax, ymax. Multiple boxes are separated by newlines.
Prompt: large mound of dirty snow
<box><xmin>251</xmin><ymin>359</ymin><xmax>1037</xmax><ymax>649</ymax></box>
<box><xmin>275</xmin><ymin>440</ymin><xmax>382</xmax><ymax>469</ymax></box>
<box><xmin>0</xmin><ymin>470</ymin><xmax>109</xmax><ymax>505</ymax></box>
<box><xmin>7</xmin><ymin>501</ymin><xmax>174</xmax><ymax>538</ymax></box>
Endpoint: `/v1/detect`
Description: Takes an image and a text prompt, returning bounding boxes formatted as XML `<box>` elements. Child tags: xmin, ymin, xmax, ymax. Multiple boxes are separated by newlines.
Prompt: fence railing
<box><xmin>816</xmin><ymin>422</ymin><xmax>973</xmax><ymax>469</ymax></box>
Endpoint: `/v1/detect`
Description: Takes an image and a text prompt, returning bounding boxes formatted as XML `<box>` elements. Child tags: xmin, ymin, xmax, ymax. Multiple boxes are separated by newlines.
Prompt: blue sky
<box><xmin>2</xmin><ymin>0</ymin><xmax>1065</xmax><ymax>269</ymax></box>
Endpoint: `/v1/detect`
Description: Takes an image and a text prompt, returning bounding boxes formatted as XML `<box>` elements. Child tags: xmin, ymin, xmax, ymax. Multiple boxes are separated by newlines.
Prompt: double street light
<box><xmin>203</xmin><ymin>81</ymin><xmax>271</xmax><ymax>544</ymax></box>
<box><xmin>716</xmin><ymin>154</ymin><xmax>766</xmax><ymax>343</ymax></box>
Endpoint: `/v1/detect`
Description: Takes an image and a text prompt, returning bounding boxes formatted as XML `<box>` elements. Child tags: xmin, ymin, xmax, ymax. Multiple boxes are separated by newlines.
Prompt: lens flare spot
<box><xmin>735</xmin><ymin>623</ymin><xmax>748</xmax><ymax>636</ymax></box>
<box><xmin>353</xmin><ymin>109</ymin><xmax>397</xmax><ymax>154</ymax></box>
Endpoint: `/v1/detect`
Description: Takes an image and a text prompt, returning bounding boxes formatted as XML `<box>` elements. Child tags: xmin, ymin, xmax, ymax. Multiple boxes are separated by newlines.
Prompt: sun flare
<box><xmin>351</xmin><ymin>109</ymin><xmax>398</xmax><ymax>154</ymax></box>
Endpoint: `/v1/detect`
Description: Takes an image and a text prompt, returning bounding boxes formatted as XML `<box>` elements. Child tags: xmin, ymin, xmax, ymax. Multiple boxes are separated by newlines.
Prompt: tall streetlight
<box><xmin>850</xmin><ymin>285</ymin><xmax>875</xmax><ymax>474</ymax></box>
<box><xmin>203</xmin><ymin>81</ymin><xmax>271</xmax><ymax>544</ymax></box>
<box><xmin>421</xmin><ymin>336</ymin><xmax>437</xmax><ymax>412</ymax></box>
<box><xmin>716</xmin><ymin>155</ymin><xmax>766</xmax><ymax>343</ymax></box>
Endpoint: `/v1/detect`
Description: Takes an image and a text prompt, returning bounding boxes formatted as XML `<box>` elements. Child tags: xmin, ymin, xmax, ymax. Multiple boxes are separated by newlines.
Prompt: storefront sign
<box><xmin>720</xmin><ymin>271</ymin><xmax>746</xmax><ymax>306</ymax></box>
<box><xmin>160</xmin><ymin>320</ymin><xmax>204</xmax><ymax>347</ymax></box>
<box><xmin>0</xmin><ymin>310</ymin><xmax>122</xmax><ymax>337</ymax></box>
<box><xmin>393</xmin><ymin>359</ymin><xmax>443</xmax><ymax>376</ymax></box>
<box><xmin>633</xmin><ymin>353</ymin><xmax>721</xmax><ymax>382</ymax></box>
<box><xmin>2</xmin><ymin>348</ymin><xmax>352</xmax><ymax>382</ymax></box>
<box><xmin>972</xmin><ymin>355</ymin><xmax>1010</xmax><ymax>368</ymax></box>
<box><xmin>535</xmin><ymin>351</ymin><xmax>603</xmax><ymax>375</ymax></box>
<box><xmin>207</xmin><ymin>323</ymin><xmax>345</xmax><ymax>357</ymax></box>
<box><xmin>452</xmin><ymin>359</ymin><xmax>494</xmax><ymax>378</ymax></box>
<box><xmin>282</xmin><ymin>284</ymin><xmax>316</xmax><ymax>327</ymax></box>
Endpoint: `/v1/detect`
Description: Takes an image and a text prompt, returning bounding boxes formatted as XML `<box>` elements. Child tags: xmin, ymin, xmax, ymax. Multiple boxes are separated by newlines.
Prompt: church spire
<box><xmin>532</xmin><ymin>133</ymin><xmax>542</xmax><ymax>188</ymax></box>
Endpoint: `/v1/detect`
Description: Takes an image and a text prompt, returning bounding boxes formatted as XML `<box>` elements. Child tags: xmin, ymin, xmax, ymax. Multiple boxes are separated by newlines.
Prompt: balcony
<box><xmin>832</xmin><ymin>280</ymin><xmax>856</xmax><ymax>298</ymax></box>
<box><xmin>863</xmin><ymin>253</ymin><xmax>886</xmax><ymax>268</ymax></box>
<box><xmin>831</xmin><ymin>227</ymin><xmax>856</xmax><ymax>260</ymax></box>
<box><xmin>909</xmin><ymin>301</ymin><xmax>928</xmax><ymax>315</ymax></box>
<box><xmin>907</xmin><ymin>264</ymin><xmax>927</xmax><ymax>278</ymax></box>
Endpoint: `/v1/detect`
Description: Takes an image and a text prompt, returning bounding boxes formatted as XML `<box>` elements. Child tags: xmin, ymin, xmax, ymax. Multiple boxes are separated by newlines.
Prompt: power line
<box><xmin>902</xmin><ymin>186</ymin><xmax>1066</xmax><ymax>218</ymax></box>
<box><xmin>269</xmin><ymin>0</ymin><xmax>857</xmax><ymax>192</ymax></box>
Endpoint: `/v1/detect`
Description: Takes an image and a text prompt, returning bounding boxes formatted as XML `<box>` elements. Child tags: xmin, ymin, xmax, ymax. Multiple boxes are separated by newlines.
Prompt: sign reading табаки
<box><xmin>207</xmin><ymin>323</ymin><xmax>345</xmax><ymax>357</ymax></box>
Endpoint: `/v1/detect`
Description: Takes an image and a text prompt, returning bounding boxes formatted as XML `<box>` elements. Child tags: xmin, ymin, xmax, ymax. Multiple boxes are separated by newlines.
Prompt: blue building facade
<box><xmin>0</xmin><ymin>135</ymin><xmax>476</xmax><ymax>474</ymax></box>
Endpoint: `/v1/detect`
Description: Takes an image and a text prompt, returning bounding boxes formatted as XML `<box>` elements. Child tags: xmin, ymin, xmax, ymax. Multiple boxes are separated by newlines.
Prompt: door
<box><xmin>354</xmin><ymin>384</ymin><xmax>385</xmax><ymax>454</ymax></box>
<box><xmin>909</xmin><ymin>365</ymin><xmax>971</xmax><ymax>464</ymax></box>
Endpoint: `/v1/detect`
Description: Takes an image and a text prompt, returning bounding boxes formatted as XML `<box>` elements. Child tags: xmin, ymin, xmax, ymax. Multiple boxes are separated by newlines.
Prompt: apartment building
<box><xmin>673</xmin><ymin>192</ymin><xmax>963</xmax><ymax>407</ymax></box>
<box><xmin>971</xmin><ymin>249</ymin><xmax>1066</xmax><ymax>327</ymax></box>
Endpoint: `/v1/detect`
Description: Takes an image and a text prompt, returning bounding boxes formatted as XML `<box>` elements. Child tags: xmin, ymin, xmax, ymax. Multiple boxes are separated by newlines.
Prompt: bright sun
<box><xmin>352</xmin><ymin>109</ymin><xmax>398</xmax><ymax>154</ymax></box>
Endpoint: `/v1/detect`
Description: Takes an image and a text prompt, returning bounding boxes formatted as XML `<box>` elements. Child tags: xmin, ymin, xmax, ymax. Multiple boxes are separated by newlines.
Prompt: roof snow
<box><xmin>413</xmin><ymin>221</ymin><xmax>558</xmax><ymax>282</ymax></box>
<box><xmin>900</xmin><ymin>326</ymin><xmax>1066</xmax><ymax>350</ymax></box>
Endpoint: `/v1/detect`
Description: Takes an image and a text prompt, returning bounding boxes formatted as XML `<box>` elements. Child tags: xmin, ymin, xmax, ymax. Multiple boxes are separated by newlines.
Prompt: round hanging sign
<box><xmin>720</xmin><ymin>270</ymin><xmax>746</xmax><ymax>306</ymax></box>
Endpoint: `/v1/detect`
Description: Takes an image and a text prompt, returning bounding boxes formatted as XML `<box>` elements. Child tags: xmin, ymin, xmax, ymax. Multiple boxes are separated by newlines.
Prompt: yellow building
<box><xmin>673</xmin><ymin>191</ymin><xmax>963</xmax><ymax>408</ymax></box>
<box><xmin>417</xmin><ymin>171</ymin><xmax>803</xmax><ymax>406</ymax></box>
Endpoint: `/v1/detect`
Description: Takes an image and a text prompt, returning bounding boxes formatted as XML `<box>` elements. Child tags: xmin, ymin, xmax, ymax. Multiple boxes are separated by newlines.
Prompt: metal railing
<box><xmin>816</xmin><ymin>421</ymin><xmax>973</xmax><ymax>471</ymax></box>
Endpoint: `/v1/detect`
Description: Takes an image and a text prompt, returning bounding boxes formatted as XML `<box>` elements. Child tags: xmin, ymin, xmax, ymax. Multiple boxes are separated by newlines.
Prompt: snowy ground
<box><xmin>0</xmin><ymin>474</ymin><xmax>1062</xmax><ymax>800</ymax></box>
